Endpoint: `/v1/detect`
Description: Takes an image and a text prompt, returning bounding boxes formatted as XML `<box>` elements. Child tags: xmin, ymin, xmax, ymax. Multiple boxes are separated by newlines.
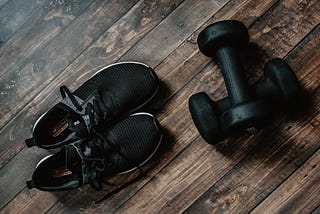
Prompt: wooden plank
<box><xmin>251</xmin><ymin>149</ymin><xmax>320</xmax><ymax>214</ymax></box>
<box><xmin>0</xmin><ymin>0</ymin><xmax>96</xmax><ymax>105</ymax></box>
<box><xmin>0</xmin><ymin>0</ymin><xmax>9</xmax><ymax>8</ymax></box>
<box><xmin>183</xmin><ymin>26</ymin><xmax>320</xmax><ymax>213</ymax></box>
<box><xmin>151</xmin><ymin>0</ymin><xmax>278</xmax><ymax>112</ymax></box>
<box><xmin>1</xmin><ymin>0</ymin><xmax>318</xmax><ymax>212</ymax></box>
<box><xmin>119</xmin><ymin>0</ymin><xmax>227</xmax><ymax>65</ymax></box>
<box><xmin>0</xmin><ymin>147</ymin><xmax>51</xmax><ymax>209</ymax></box>
<box><xmin>0</xmin><ymin>0</ymin><xmax>227</xmax><ymax>130</ymax></box>
<box><xmin>45</xmin><ymin>0</ymin><xmax>280</xmax><ymax>213</ymax></box>
<box><xmin>0</xmin><ymin>0</ymin><xmax>139</xmax><ymax>129</ymax></box>
<box><xmin>115</xmin><ymin>22</ymin><xmax>320</xmax><ymax>213</ymax></box>
<box><xmin>0</xmin><ymin>0</ymin><xmax>186</xmax><ymax>212</ymax></box>
<box><xmin>183</xmin><ymin>114</ymin><xmax>320</xmax><ymax>214</ymax></box>
<box><xmin>10</xmin><ymin>0</ymin><xmax>232</xmax><ymax>212</ymax></box>
<box><xmin>118</xmin><ymin>114</ymin><xmax>320</xmax><ymax>213</ymax></box>
<box><xmin>0</xmin><ymin>187</ymin><xmax>69</xmax><ymax>214</ymax></box>
<box><xmin>0</xmin><ymin>0</ymin><xmax>284</xmax><ymax>211</ymax></box>
<box><xmin>0</xmin><ymin>0</ymin><xmax>47</xmax><ymax>45</ymax></box>
<box><xmin>0</xmin><ymin>0</ymin><xmax>185</xmax><ymax>170</ymax></box>
<box><xmin>0</xmin><ymin>1</ymin><xmax>139</xmax><ymax>168</ymax></box>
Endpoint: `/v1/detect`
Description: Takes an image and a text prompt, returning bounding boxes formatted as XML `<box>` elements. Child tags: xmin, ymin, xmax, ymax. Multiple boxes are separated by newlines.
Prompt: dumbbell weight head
<box><xmin>189</xmin><ymin>93</ymin><xmax>222</xmax><ymax>144</ymax></box>
<box><xmin>261</xmin><ymin>58</ymin><xmax>301</xmax><ymax>99</ymax></box>
<box><xmin>198</xmin><ymin>20</ymin><xmax>249</xmax><ymax>58</ymax></box>
<box><xmin>189</xmin><ymin>94</ymin><xmax>272</xmax><ymax>143</ymax></box>
<box><xmin>219</xmin><ymin>100</ymin><xmax>272</xmax><ymax>134</ymax></box>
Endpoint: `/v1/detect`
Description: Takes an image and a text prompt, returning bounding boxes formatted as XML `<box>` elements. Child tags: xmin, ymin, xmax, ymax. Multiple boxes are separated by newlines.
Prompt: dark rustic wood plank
<box><xmin>118</xmin><ymin>62</ymin><xmax>320</xmax><ymax>213</ymax></box>
<box><xmin>152</xmin><ymin>0</ymin><xmax>278</xmax><ymax>111</ymax></box>
<box><xmin>113</xmin><ymin>0</ymin><xmax>319</xmax><ymax>212</ymax></box>
<box><xmin>183</xmin><ymin>114</ymin><xmax>320</xmax><ymax>213</ymax></box>
<box><xmin>0</xmin><ymin>1</ymin><xmax>140</xmax><ymax>168</ymax></box>
<box><xmin>119</xmin><ymin>0</ymin><xmax>227</xmax><ymax>65</ymax></box>
<box><xmin>0</xmin><ymin>147</ymin><xmax>51</xmax><ymax>209</ymax></box>
<box><xmin>0</xmin><ymin>187</ymin><xmax>66</xmax><ymax>214</ymax></box>
<box><xmin>0</xmin><ymin>0</ymin><xmax>284</xmax><ymax>211</ymax></box>
<box><xmin>0</xmin><ymin>0</ymin><xmax>187</xmax><ymax>212</ymax></box>
<box><xmin>0</xmin><ymin>0</ymin><xmax>318</xmax><ymax>212</ymax></box>
<box><xmin>45</xmin><ymin>0</ymin><xmax>281</xmax><ymax>213</ymax></box>
<box><xmin>0</xmin><ymin>0</ymin><xmax>139</xmax><ymax>129</ymax></box>
<box><xmin>0</xmin><ymin>0</ymin><xmax>47</xmax><ymax>45</ymax></box>
<box><xmin>0</xmin><ymin>0</ymin><xmax>96</xmax><ymax>105</ymax></box>
<box><xmin>0</xmin><ymin>0</ymin><xmax>185</xmax><ymax>170</ymax></box>
<box><xmin>183</xmin><ymin>25</ymin><xmax>320</xmax><ymax>213</ymax></box>
<box><xmin>25</xmin><ymin>0</ymin><xmax>232</xmax><ymax>212</ymax></box>
<box><xmin>0</xmin><ymin>0</ymin><xmax>9</xmax><ymax>8</ymax></box>
<box><xmin>115</xmin><ymin>26</ymin><xmax>320</xmax><ymax>214</ymax></box>
<box><xmin>251</xmin><ymin>149</ymin><xmax>320</xmax><ymax>214</ymax></box>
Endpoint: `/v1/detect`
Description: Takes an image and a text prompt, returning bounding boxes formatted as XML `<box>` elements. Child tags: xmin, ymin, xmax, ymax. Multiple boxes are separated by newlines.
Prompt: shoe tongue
<box><xmin>61</xmin><ymin>95</ymin><xmax>85</xmax><ymax>112</ymax></box>
<box><xmin>63</xmin><ymin>141</ymin><xmax>106</xmax><ymax>184</ymax></box>
<box><xmin>57</xmin><ymin>95</ymin><xmax>92</xmax><ymax>134</ymax></box>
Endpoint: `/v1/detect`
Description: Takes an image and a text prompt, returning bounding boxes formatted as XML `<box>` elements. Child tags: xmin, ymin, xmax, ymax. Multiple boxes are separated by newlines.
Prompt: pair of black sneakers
<box><xmin>26</xmin><ymin>62</ymin><xmax>163</xmax><ymax>195</ymax></box>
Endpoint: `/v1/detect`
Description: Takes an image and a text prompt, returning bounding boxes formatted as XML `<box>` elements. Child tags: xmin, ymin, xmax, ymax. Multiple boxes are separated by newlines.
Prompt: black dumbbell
<box><xmin>210</xmin><ymin>58</ymin><xmax>301</xmax><ymax>113</ymax></box>
<box><xmin>189</xmin><ymin>20</ymin><xmax>301</xmax><ymax>144</ymax></box>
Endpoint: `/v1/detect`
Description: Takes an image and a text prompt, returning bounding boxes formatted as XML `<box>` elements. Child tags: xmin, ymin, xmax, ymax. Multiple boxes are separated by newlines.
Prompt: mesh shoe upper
<box><xmin>27</xmin><ymin>62</ymin><xmax>159</xmax><ymax>149</ymax></box>
<box><xmin>26</xmin><ymin>113</ymin><xmax>162</xmax><ymax>191</ymax></box>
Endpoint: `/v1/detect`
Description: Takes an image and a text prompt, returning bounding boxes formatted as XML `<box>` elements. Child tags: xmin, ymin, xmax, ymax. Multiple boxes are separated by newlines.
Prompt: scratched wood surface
<box><xmin>0</xmin><ymin>0</ymin><xmax>319</xmax><ymax>213</ymax></box>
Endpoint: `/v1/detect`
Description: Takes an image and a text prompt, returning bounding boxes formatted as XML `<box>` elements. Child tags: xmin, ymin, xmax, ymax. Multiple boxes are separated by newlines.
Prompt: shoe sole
<box><xmin>35</xmin><ymin>113</ymin><xmax>162</xmax><ymax>174</ymax></box>
<box><xmin>35</xmin><ymin>154</ymin><xmax>54</xmax><ymax>168</ymax></box>
<box><xmin>31</xmin><ymin>61</ymin><xmax>159</xmax><ymax>142</ymax></box>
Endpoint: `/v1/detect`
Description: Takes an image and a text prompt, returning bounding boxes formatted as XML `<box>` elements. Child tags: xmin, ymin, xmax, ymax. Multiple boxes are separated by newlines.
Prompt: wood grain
<box><xmin>185</xmin><ymin>24</ymin><xmax>320</xmax><ymax>213</ymax></box>
<box><xmin>0</xmin><ymin>0</ymin><xmax>142</xmax><ymax>169</ymax></box>
<box><xmin>0</xmin><ymin>0</ymin><xmax>319</xmax><ymax>213</ymax></box>
<box><xmin>115</xmin><ymin>1</ymin><xmax>320</xmax><ymax>212</ymax></box>
<box><xmin>0</xmin><ymin>0</ymin><xmax>139</xmax><ymax>129</ymax></box>
<box><xmin>0</xmin><ymin>0</ymin><xmax>96</xmax><ymax>106</ymax></box>
<box><xmin>0</xmin><ymin>147</ymin><xmax>51</xmax><ymax>208</ymax></box>
<box><xmin>0</xmin><ymin>0</ymin><xmax>296</xmax><ymax>211</ymax></box>
<box><xmin>0</xmin><ymin>0</ymin><xmax>9</xmax><ymax>8</ymax></box>
<box><xmin>0</xmin><ymin>0</ymin><xmax>47</xmax><ymax>45</ymax></box>
<box><xmin>0</xmin><ymin>0</ymin><xmax>186</xmax><ymax>212</ymax></box>
<box><xmin>32</xmin><ymin>0</ymin><xmax>279</xmax><ymax>213</ymax></box>
<box><xmin>26</xmin><ymin>0</ymin><xmax>234</xmax><ymax>212</ymax></box>
<box><xmin>251</xmin><ymin>149</ymin><xmax>320</xmax><ymax>214</ymax></box>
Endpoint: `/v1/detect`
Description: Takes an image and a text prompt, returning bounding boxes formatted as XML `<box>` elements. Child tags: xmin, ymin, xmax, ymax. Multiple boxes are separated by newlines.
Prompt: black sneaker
<box><xmin>25</xmin><ymin>62</ymin><xmax>159</xmax><ymax>149</ymax></box>
<box><xmin>26</xmin><ymin>113</ymin><xmax>162</xmax><ymax>192</ymax></box>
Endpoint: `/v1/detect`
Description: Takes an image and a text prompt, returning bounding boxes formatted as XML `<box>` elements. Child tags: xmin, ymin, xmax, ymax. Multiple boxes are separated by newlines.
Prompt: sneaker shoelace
<box><xmin>60</xmin><ymin>86</ymin><xmax>144</xmax><ymax>203</ymax></box>
<box><xmin>60</xmin><ymin>86</ymin><xmax>111</xmax><ymax>133</ymax></box>
<box><xmin>68</xmin><ymin>124</ymin><xmax>143</xmax><ymax>203</ymax></box>
<box><xmin>94</xmin><ymin>167</ymin><xmax>143</xmax><ymax>204</ymax></box>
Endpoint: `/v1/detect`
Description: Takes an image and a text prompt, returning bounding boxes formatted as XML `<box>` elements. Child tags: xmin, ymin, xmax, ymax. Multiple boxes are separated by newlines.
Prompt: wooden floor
<box><xmin>0</xmin><ymin>0</ymin><xmax>319</xmax><ymax>213</ymax></box>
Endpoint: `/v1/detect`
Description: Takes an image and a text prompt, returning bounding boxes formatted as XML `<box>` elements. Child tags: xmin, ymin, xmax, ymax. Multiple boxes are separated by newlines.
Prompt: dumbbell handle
<box><xmin>216</xmin><ymin>46</ymin><xmax>252</xmax><ymax>105</ymax></box>
<box><xmin>214</xmin><ymin>77</ymin><xmax>281</xmax><ymax>113</ymax></box>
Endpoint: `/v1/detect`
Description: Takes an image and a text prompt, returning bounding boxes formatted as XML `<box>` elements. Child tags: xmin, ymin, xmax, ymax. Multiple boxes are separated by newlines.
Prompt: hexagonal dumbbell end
<box><xmin>255</xmin><ymin>58</ymin><xmax>302</xmax><ymax>102</ymax></box>
<box><xmin>189</xmin><ymin>92</ymin><xmax>222</xmax><ymax>145</ymax></box>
